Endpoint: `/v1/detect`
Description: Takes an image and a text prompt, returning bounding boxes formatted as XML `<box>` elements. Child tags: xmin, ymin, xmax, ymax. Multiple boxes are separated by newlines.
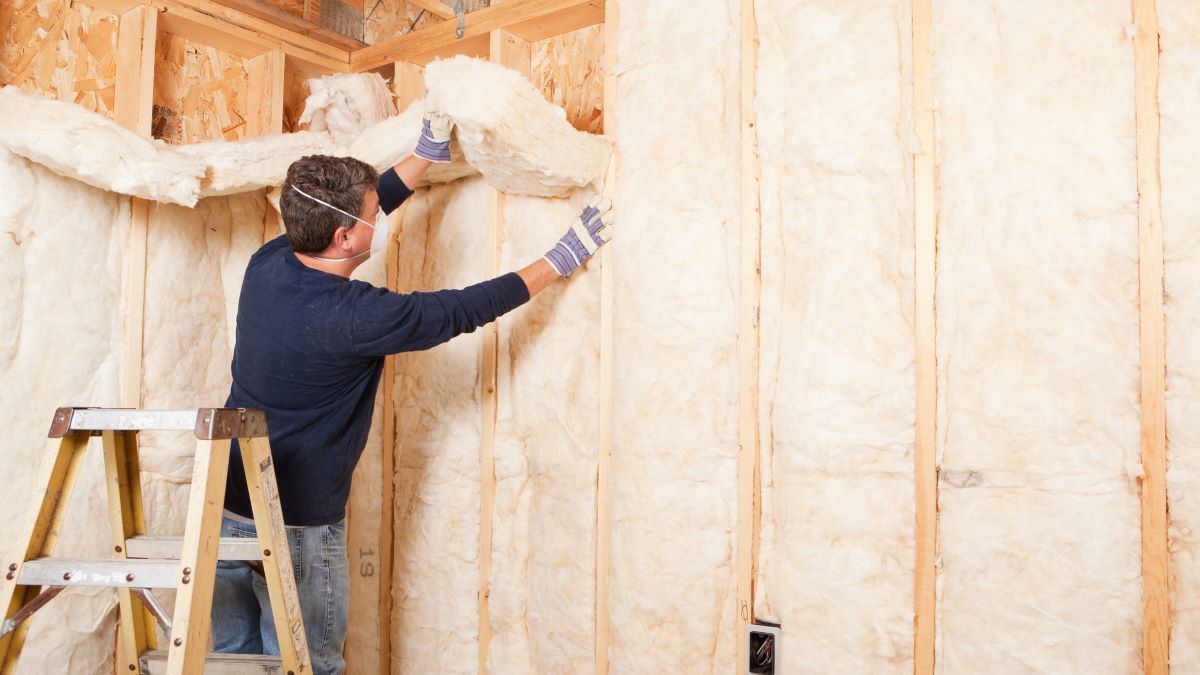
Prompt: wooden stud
<box><xmin>164</xmin><ymin>438</ymin><xmax>230</xmax><ymax>675</ymax></box>
<box><xmin>735</xmin><ymin>0</ymin><xmax>761</xmax><ymax>671</ymax></box>
<box><xmin>377</xmin><ymin>60</ymin><xmax>424</xmax><ymax>675</ymax></box>
<box><xmin>245</xmin><ymin>49</ymin><xmax>285</xmax><ymax>137</ymax></box>
<box><xmin>1133</xmin><ymin>0</ymin><xmax>1168</xmax><ymax>671</ymax></box>
<box><xmin>912</xmin><ymin>0</ymin><xmax>938</xmax><ymax>671</ymax></box>
<box><xmin>115</xmin><ymin>5</ymin><xmax>156</xmax><ymax>413</ymax></box>
<box><xmin>0</xmin><ymin>433</ymin><xmax>90</xmax><ymax>670</ymax></box>
<box><xmin>102</xmin><ymin>431</ymin><xmax>154</xmax><ymax>674</ymax></box>
<box><xmin>353</xmin><ymin>0</ymin><xmax>602</xmax><ymax>70</ymax></box>
<box><xmin>478</xmin><ymin>28</ymin><xmax>530</xmax><ymax>674</ymax></box>
<box><xmin>239</xmin><ymin>436</ymin><xmax>311</xmax><ymax>675</ymax></box>
<box><xmin>595</xmin><ymin>1</ymin><xmax>616</xmax><ymax>671</ymax></box>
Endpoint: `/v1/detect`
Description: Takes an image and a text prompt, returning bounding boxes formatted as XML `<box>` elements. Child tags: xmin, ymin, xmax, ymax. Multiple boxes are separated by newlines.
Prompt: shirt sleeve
<box><xmin>377</xmin><ymin>167</ymin><xmax>414</xmax><ymax>214</ymax></box>
<box><xmin>352</xmin><ymin>273</ymin><xmax>531</xmax><ymax>358</ymax></box>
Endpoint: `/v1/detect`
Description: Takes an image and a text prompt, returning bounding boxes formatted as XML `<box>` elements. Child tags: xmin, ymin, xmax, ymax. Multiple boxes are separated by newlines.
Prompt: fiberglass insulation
<box><xmin>606</xmin><ymin>0</ymin><xmax>741</xmax><ymax>670</ymax></box>
<box><xmin>388</xmin><ymin>177</ymin><xmax>487</xmax><ymax>674</ymax></box>
<box><xmin>486</xmin><ymin>189</ymin><xmax>600</xmax><ymax>673</ymax></box>
<box><xmin>752</xmin><ymin>1</ymin><xmax>916</xmax><ymax>672</ymax></box>
<box><xmin>1163</xmin><ymin>0</ymin><xmax>1200</xmax><ymax>667</ymax></box>
<box><xmin>0</xmin><ymin>147</ymin><xmax>125</xmax><ymax>674</ymax></box>
<box><xmin>932</xmin><ymin>1</ymin><xmax>1143</xmax><ymax>671</ymax></box>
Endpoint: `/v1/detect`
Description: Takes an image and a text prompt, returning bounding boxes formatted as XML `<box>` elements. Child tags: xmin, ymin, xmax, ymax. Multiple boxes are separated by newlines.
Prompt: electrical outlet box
<box><xmin>746</xmin><ymin>620</ymin><xmax>780</xmax><ymax>675</ymax></box>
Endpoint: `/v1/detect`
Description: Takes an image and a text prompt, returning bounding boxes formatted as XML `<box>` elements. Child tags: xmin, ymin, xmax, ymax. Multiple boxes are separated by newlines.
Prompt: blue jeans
<box><xmin>211</xmin><ymin>516</ymin><xmax>348</xmax><ymax>675</ymax></box>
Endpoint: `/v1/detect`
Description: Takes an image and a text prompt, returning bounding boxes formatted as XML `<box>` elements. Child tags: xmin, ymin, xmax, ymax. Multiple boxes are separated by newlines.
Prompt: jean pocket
<box><xmin>286</xmin><ymin>528</ymin><xmax>304</xmax><ymax>581</ymax></box>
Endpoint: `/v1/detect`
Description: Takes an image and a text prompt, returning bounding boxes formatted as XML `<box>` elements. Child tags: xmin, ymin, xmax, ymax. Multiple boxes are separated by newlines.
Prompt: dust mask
<box><xmin>290</xmin><ymin>185</ymin><xmax>390</xmax><ymax>261</ymax></box>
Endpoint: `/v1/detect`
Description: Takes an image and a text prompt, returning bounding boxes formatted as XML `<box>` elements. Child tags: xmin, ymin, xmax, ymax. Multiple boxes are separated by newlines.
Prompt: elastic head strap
<box><xmin>290</xmin><ymin>185</ymin><xmax>373</xmax><ymax>229</ymax></box>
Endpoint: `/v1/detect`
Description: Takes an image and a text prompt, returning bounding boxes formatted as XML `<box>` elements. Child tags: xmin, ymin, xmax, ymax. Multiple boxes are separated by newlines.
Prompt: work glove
<box><xmin>544</xmin><ymin>196</ymin><xmax>614</xmax><ymax>277</ymax></box>
<box><xmin>414</xmin><ymin>111</ymin><xmax>453</xmax><ymax>163</ymax></box>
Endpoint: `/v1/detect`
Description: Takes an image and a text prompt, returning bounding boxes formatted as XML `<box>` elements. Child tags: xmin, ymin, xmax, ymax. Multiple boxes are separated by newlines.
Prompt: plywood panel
<box><xmin>530</xmin><ymin>24</ymin><xmax>603</xmax><ymax>134</ymax></box>
<box><xmin>0</xmin><ymin>0</ymin><xmax>118</xmax><ymax>118</ymax></box>
<box><xmin>282</xmin><ymin>69</ymin><xmax>311</xmax><ymax>132</ymax></box>
<box><xmin>152</xmin><ymin>32</ymin><xmax>250</xmax><ymax>143</ymax></box>
<box><xmin>365</xmin><ymin>0</ymin><xmax>442</xmax><ymax>46</ymax></box>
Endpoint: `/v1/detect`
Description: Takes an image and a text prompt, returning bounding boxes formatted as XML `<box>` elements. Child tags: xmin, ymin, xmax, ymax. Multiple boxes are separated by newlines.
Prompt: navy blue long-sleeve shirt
<box><xmin>223</xmin><ymin>168</ymin><xmax>529</xmax><ymax>525</ymax></box>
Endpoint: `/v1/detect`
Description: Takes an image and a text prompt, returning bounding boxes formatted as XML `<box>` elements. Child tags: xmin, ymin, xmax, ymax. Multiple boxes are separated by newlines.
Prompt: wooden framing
<box><xmin>479</xmin><ymin>26</ymin><xmax>531</xmax><ymax>674</ymax></box>
<box><xmin>594</xmin><ymin>2</ymin><xmax>615</xmax><ymax>672</ymax></box>
<box><xmin>735</xmin><ymin>0</ymin><xmax>761</xmax><ymax>671</ymax></box>
<box><xmin>406</xmin><ymin>0</ymin><xmax>455</xmax><ymax>20</ymax></box>
<box><xmin>911</xmin><ymin>0</ymin><xmax>938</xmax><ymax>672</ymax></box>
<box><xmin>1133</xmin><ymin>0</ymin><xmax>1168</xmax><ymax>671</ymax></box>
<box><xmin>246</xmin><ymin>48</ymin><xmax>286</xmax><ymax>135</ymax></box>
<box><xmin>353</xmin><ymin>0</ymin><xmax>602</xmax><ymax>69</ymax></box>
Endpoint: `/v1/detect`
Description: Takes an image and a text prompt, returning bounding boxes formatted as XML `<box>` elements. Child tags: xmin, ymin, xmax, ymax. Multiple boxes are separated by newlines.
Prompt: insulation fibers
<box><xmin>1162</xmin><ymin>0</ymin><xmax>1200</xmax><ymax>667</ymax></box>
<box><xmin>177</xmin><ymin>131</ymin><xmax>343</xmax><ymax>197</ymax></box>
<box><xmin>424</xmin><ymin>56</ymin><xmax>610</xmax><ymax>197</ymax></box>
<box><xmin>0</xmin><ymin>148</ymin><xmax>125</xmax><ymax>674</ymax></box>
<box><xmin>607</xmin><ymin>0</ymin><xmax>740</xmax><ymax>671</ymax></box>
<box><xmin>0</xmin><ymin>86</ymin><xmax>206</xmax><ymax>206</ymax></box>
<box><xmin>350</xmin><ymin>101</ymin><xmax>480</xmax><ymax>186</ymax></box>
<box><xmin>389</xmin><ymin>178</ymin><xmax>486</xmax><ymax>674</ymax></box>
<box><xmin>138</xmin><ymin>193</ymin><xmax>270</xmax><ymax>547</ymax></box>
<box><xmin>932</xmin><ymin>1</ymin><xmax>1142</xmax><ymax>670</ymax></box>
<box><xmin>299</xmin><ymin>72</ymin><xmax>397</xmax><ymax>145</ymax></box>
<box><xmin>486</xmin><ymin>190</ymin><xmax>598</xmax><ymax>673</ymax></box>
<box><xmin>752</xmin><ymin>1</ymin><xmax>916</xmax><ymax>671</ymax></box>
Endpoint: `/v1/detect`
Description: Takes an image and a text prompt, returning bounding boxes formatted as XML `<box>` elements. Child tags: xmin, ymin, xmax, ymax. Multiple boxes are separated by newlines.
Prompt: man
<box><xmin>210</xmin><ymin>112</ymin><xmax>613</xmax><ymax>674</ymax></box>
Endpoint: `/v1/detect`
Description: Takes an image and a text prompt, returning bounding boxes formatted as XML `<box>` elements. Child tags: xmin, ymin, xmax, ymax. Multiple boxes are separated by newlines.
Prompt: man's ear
<box><xmin>332</xmin><ymin>225</ymin><xmax>353</xmax><ymax>250</ymax></box>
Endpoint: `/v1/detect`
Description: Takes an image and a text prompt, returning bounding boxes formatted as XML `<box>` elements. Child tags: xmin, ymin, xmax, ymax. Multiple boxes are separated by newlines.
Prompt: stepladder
<box><xmin>0</xmin><ymin>407</ymin><xmax>311</xmax><ymax>675</ymax></box>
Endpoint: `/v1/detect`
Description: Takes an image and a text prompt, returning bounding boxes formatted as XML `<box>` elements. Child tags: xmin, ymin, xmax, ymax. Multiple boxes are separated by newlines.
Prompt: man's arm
<box><xmin>393</xmin><ymin>154</ymin><xmax>433</xmax><ymax>190</ymax></box>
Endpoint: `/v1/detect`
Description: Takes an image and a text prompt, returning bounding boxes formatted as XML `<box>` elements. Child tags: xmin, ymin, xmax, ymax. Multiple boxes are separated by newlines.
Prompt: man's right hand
<box><xmin>543</xmin><ymin>196</ymin><xmax>614</xmax><ymax>277</ymax></box>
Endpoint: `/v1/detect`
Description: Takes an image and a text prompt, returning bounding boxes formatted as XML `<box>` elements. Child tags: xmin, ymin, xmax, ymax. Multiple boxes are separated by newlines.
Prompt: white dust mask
<box><xmin>290</xmin><ymin>185</ymin><xmax>391</xmax><ymax>261</ymax></box>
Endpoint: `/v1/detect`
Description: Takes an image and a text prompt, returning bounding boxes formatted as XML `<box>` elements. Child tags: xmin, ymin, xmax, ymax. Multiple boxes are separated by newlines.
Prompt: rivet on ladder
<box><xmin>125</xmin><ymin>574</ymin><xmax>134</xmax><ymax>582</ymax></box>
<box><xmin>173</xmin><ymin>638</ymin><xmax>182</xmax><ymax>647</ymax></box>
<box><xmin>263</xmin><ymin>549</ymin><xmax>271</xmax><ymax>556</ymax></box>
<box><xmin>8</xmin><ymin>564</ymin><xmax>16</xmax><ymax>571</ymax></box>
<box><xmin>5</xmin><ymin>573</ymin><xmax>12</xmax><ymax>581</ymax></box>
<box><xmin>114</xmin><ymin>545</ymin><xmax>122</xmax><ymax>553</ymax></box>
<box><xmin>128</xmin><ymin>664</ymin><xmax>135</xmax><ymax>671</ymax></box>
<box><xmin>181</xmin><ymin>576</ymin><xmax>190</xmax><ymax>584</ymax></box>
<box><xmin>62</xmin><ymin>572</ymin><xmax>71</xmax><ymax>581</ymax></box>
<box><xmin>182</xmin><ymin>567</ymin><xmax>191</xmax><ymax>575</ymax></box>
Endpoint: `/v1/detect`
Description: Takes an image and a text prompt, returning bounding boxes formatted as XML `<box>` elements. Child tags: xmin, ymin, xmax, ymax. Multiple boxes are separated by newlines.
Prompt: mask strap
<box><xmin>290</xmin><ymin>185</ymin><xmax>374</xmax><ymax>229</ymax></box>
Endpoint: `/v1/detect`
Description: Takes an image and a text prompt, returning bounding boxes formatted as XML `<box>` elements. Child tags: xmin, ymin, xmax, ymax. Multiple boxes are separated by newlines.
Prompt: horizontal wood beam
<box><xmin>207</xmin><ymin>0</ymin><xmax>366</xmax><ymax>51</ymax></box>
<box><xmin>352</xmin><ymin>0</ymin><xmax>603</xmax><ymax>70</ymax></box>
<box><xmin>74</xmin><ymin>0</ymin><xmax>351</xmax><ymax>74</ymax></box>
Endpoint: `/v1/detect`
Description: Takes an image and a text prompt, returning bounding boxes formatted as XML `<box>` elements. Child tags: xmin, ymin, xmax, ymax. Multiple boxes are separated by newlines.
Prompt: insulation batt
<box><xmin>0</xmin><ymin>147</ymin><xmax>125</xmax><ymax>674</ymax></box>
<box><xmin>932</xmin><ymin>1</ymin><xmax>1142</xmax><ymax>671</ymax></box>
<box><xmin>389</xmin><ymin>178</ymin><xmax>487</xmax><ymax>674</ymax></box>
<box><xmin>607</xmin><ymin>0</ymin><xmax>741</xmax><ymax>671</ymax></box>
<box><xmin>299</xmin><ymin>72</ymin><xmax>397</xmax><ymax>145</ymax></box>
<box><xmin>0</xmin><ymin>86</ymin><xmax>206</xmax><ymax>206</ymax></box>
<box><xmin>487</xmin><ymin>190</ymin><xmax>599</xmax><ymax>674</ymax></box>
<box><xmin>1162</xmin><ymin>0</ymin><xmax>1200</xmax><ymax>667</ymax></box>
<box><xmin>424</xmin><ymin>56</ymin><xmax>610</xmax><ymax>197</ymax></box>
<box><xmin>752</xmin><ymin>1</ymin><xmax>916</xmax><ymax>671</ymax></box>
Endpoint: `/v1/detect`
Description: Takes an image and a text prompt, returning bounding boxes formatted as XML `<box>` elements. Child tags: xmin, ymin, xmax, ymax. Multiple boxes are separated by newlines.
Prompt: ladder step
<box><xmin>125</xmin><ymin>535</ymin><xmax>262</xmax><ymax>561</ymax></box>
<box><xmin>139</xmin><ymin>649</ymin><xmax>282</xmax><ymax>674</ymax></box>
<box><xmin>18</xmin><ymin>559</ymin><xmax>183</xmax><ymax>589</ymax></box>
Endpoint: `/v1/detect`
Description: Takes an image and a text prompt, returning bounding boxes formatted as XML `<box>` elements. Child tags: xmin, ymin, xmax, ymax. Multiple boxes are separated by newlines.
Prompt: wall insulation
<box><xmin>606</xmin><ymin>0</ymin><xmax>740</xmax><ymax>671</ymax></box>
<box><xmin>933</xmin><ymin>1</ymin><xmax>1142</xmax><ymax>671</ymax></box>
<box><xmin>388</xmin><ymin>178</ymin><xmax>487</xmax><ymax>674</ymax></box>
<box><xmin>0</xmin><ymin>147</ymin><xmax>126</xmax><ymax>673</ymax></box>
<box><xmin>752</xmin><ymin>1</ymin><xmax>916</xmax><ymax>672</ymax></box>
<box><xmin>1163</xmin><ymin>0</ymin><xmax>1200</xmax><ymax>668</ymax></box>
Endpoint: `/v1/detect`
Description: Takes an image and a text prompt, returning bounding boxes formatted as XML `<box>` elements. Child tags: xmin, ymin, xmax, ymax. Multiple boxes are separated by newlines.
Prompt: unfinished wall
<box><xmin>0</xmin><ymin>148</ymin><xmax>126</xmax><ymax>674</ymax></box>
<box><xmin>153</xmin><ymin>33</ymin><xmax>251</xmax><ymax>143</ymax></box>
<box><xmin>530</xmin><ymin>26</ymin><xmax>604</xmax><ymax>134</ymax></box>
<box><xmin>933</xmin><ymin>1</ymin><xmax>1142</xmax><ymax>670</ymax></box>
<box><xmin>0</xmin><ymin>0</ymin><xmax>117</xmax><ymax>118</ymax></box>
<box><xmin>606</xmin><ymin>0</ymin><xmax>740</xmax><ymax>671</ymax></box>
<box><xmin>485</xmin><ymin>189</ymin><xmax>599</xmax><ymax>673</ymax></box>
<box><xmin>388</xmin><ymin>178</ymin><xmax>487</xmax><ymax>674</ymax></box>
<box><xmin>1163</xmin><ymin>0</ymin><xmax>1200</xmax><ymax>668</ymax></box>
<box><xmin>752</xmin><ymin>1</ymin><xmax>916</xmax><ymax>671</ymax></box>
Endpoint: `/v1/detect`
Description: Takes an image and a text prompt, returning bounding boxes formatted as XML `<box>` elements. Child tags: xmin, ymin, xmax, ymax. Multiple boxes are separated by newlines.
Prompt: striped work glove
<box><xmin>544</xmin><ymin>196</ymin><xmax>614</xmax><ymax>277</ymax></box>
<box><xmin>414</xmin><ymin>111</ymin><xmax>453</xmax><ymax>163</ymax></box>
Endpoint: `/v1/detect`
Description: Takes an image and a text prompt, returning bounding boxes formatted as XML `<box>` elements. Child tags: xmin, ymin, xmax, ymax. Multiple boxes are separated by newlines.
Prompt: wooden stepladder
<box><xmin>0</xmin><ymin>407</ymin><xmax>310</xmax><ymax>675</ymax></box>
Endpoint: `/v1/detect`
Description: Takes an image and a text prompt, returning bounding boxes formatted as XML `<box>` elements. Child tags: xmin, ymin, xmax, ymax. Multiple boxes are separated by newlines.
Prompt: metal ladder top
<box><xmin>48</xmin><ymin>407</ymin><xmax>268</xmax><ymax>439</ymax></box>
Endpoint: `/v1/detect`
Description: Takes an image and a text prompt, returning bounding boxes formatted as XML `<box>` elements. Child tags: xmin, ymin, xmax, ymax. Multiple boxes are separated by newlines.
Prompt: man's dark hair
<box><xmin>280</xmin><ymin>155</ymin><xmax>379</xmax><ymax>254</ymax></box>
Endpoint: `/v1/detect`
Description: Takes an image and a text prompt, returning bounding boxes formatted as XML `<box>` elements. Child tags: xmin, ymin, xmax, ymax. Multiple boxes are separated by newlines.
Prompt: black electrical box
<box><xmin>746</xmin><ymin>620</ymin><xmax>780</xmax><ymax>675</ymax></box>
